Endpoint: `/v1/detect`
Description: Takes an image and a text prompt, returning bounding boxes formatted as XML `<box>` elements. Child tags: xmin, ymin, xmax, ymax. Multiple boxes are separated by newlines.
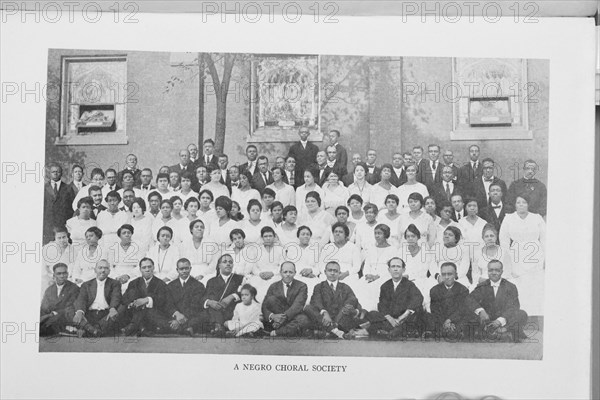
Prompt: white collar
<box><xmin>180</xmin><ymin>277</ymin><xmax>189</xmax><ymax>285</ymax></box>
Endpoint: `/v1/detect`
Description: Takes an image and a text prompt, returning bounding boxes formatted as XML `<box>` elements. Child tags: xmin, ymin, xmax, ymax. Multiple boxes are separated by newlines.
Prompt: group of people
<box><xmin>41</xmin><ymin>127</ymin><xmax>547</xmax><ymax>342</ymax></box>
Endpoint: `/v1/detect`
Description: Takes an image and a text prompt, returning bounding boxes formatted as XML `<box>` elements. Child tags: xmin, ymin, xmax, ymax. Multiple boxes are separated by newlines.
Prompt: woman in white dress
<box><xmin>169</xmin><ymin>196</ymin><xmax>189</xmax><ymax>245</ymax></box>
<box><xmin>179</xmin><ymin>219</ymin><xmax>218</xmax><ymax>286</ymax></box>
<box><xmin>129</xmin><ymin>198</ymin><xmax>153</xmax><ymax>255</ymax></box>
<box><xmin>231</xmin><ymin>172</ymin><xmax>260</xmax><ymax>219</ymax></box>
<box><xmin>275</xmin><ymin>205</ymin><xmax>299</xmax><ymax>247</ymax></box>
<box><xmin>356</xmin><ymin>224</ymin><xmax>398</xmax><ymax>310</ymax></box>
<box><xmin>270</xmin><ymin>201</ymin><xmax>284</xmax><ymax>229</ymax></box>
<box><xmin>401</xmin><ymin>224</ymin><xmax>436</xmax><ymax>312</ymax></box>
<box><xmin>424</xmin><ymin>196</ymin><xmax>440</xmax><ymax>225</ymax></box>
<box><xmin>207</xmin><ymin>196</ymin><xmax>239</xmax><ymax>250</ymax></box>
<box><xmin>146</xmin><ymin>226</ymin><xmax>180</xmax><ymax>283</ymax></box>
<box><xmin>499</xmin><ymin>194</ymin><xmax>546</xmax><ymax>316</ymax></box>
<box><xmin>97</xmin><ymin>190</ymin><xmax>130</xmax><ymax>250</ymax></box>
<box><xmin>241</xmin><ymin>199</ymin><xmax>269</xmax><ymax>245</ymax></box>
<box><xmin>66</xmin><ymin>197</ymin><xmax>97</xmax><ymax>249</ymax></box>
<box><xmin>458</xmin><ymin>197</ymin><xmax>488</xmax><ymax>263</ymax></box>
<box><xmin>177</xmin><ymin>171</ymin><xmax>199</xmax><ymax>205</ymax></box>
<box><xmin>295</xmin><ymin>168</ymin><xmax>324</xmax><ymax>219</ymax></box>
<box><xmin>397</xmin><ymin>164</ymin><xmax>429</xmax><ymax>213</ymax></box>
<box><xmin>151</xmin><ymin>199</ymin><xmax>179</xmax><ymax>244</ymax></box>
<box><xmin>71</xmin><ymin>226</ymin><xmax>104</xmax><ymax>285</ymax></box>
<box><xmin>247</xmin><ymin>226</ymin><xmax>285</xmax><ymax>302</ymax></box>
<box><xmin>108</xmin><ymin>224</ymin><xmax>144</xmax><ymax>293</ymax></box>
<box><xmin>296</xmin><ymin>191</ymin><xmax>336</xmax><ymax>248</ymax></box>
<box><xmin>329</xmin><ymin>206</ymin><xmax>356</xmax><ymax>244</ymax></box>
<box><xmin>183</xmin><ymin>197</ymin><xmax>201</xmax><ymax>223</ymax></box>
<box><xmin>347</xmin><ymin>194</ymin><xmax>366</xmax><ymax>225</ymax></box>
<box><xmin>472</xmin><ymin>223</ymin><xmax>513</xmax><ymax>290</ymax></box>
<box><xmin>370</xmin><ymin>164</ymin><xmax>399</xmax><ymax>211</ymax></box>
<box><xmin>267</xmin><ymin>167</ymin><xmax>295</xmax><ymax>207</ymax></box>
<box><xmin>197</xmin><ymin>189</ymin><xmax>218</xmax><ymax>227</ymax></box>
<box><xmin>201</xmin><ymin>166</ymin><xmax>230</xmax><ymax>200</ymax></box>
<box><xmin>354</xmin><ymin>203</ymin><xmax>379</xmax><ymax>257</ymax></box>
<box><xmin>377</xmin><ymin>194</ymin><xmax>402</xmax><ymax>248</ymax></box>
<box><xmin>320</xmin><ymin>222</ymin><xmax>361</xmax><ymax>287</ymax></box>
<box><xmin>434</xmin><ymin>225</ymin><xmax>471</xmax><ymax>288</ymax></box>
<box><xmin>284</xmin><ymin>225</ymin><xmax>321</xmax><ymax>299</ymax></box>
<box><xmin>431</xmin><ymin>201</ymin><xmax>461</xmax><ymax>252</ymax></box>
<box><xmin>347</xmin><ymin>162</ymin><xmax>373</xmax><ymax>205</ymax></box>
<box><xmin>226</xmin><ymin>229</ymin><xmax>256</xmax><ymax>278</ymax></box>
<box><xmin>41</xmin><ymin>227</ymin><xmax>77</xmax><ymax>296</ymax></box>
<box><xmin>322</xmin><ymin>171</ymin><xmax>350</xmax><ymax>216</ymax></box>
<box><xmin>229</xmin><ymin>201</ymin><xmax>245</xmax><ymax>222</ymax></box>
<box><xmin>397</xmin><ymin>192</ymin><xmax>435</xmax><ymax>249</ymax></box>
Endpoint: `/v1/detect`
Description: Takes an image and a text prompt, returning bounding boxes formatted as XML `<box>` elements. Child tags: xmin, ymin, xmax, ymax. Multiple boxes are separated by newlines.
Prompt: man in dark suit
<box><xmin>328</xmin><ymin>129</ymin><xmax>348</xmax><ymax>174</ymax></box>
<box><xmin>262</xmin><ymin>261</ymin><xmax>310</xmax><ymax>337</ymax></box>
<box><xmin>417</xmin><ymin>144</ymin><xmax>443</xmax><ymax>188</ymax></box>
<box><xmin>117</xmin><ymin>153</ymin><xmax>142</xmax><ymax>187</ymax></box>
<box><xmin>365</xmin><ymin>149</ymin><xmax>381</xmax><ymax>185</ymax></box>
<box><xmin>325</xmin><ymin>145</ymin><xmax>348</xmax><ymax>178</ymax></box>
<box><xmin>313</xmin><ymin>150</ymin><xmax>330</xmax><ymax>186</ymax></box>
<box><xmin>466</xmin><ymin>260</ymin><xmax>528</xmax><ymax>342</ymax></box>
<box><xmin>187</xmin><ymin>143</ymin><xmax>199</xmax><ymax>166</ymax></box>
<box><xmin>169</xmin><ymin>149</ymin><xmax>195</xmax><ymax>177</ymax></box>
<box><xmin>119</xmin><ymin>257</ymin><xmax>173</xmax><ymax>336</ymax></box>
<box><xmin>72</xmin><ymin>259</ymin><xmax>121</xmax><ymax>337</ymax></box>
<box><xmin>431</xmin><ymin>166</ymin><xmax>465</xmax><ymax>212</ymax></box>
<box><xmin>390</xmin><ymin>152</ymin><xmax>407</xmax><ymax>187</ymax></box>
<box><xmin>412</xmin><ymin>146</ymin><xmax>427</xmax><ymax>176</ymax></box>
<box><xmin>442</xmin><ymin>150</ymin><xmax>459</xmax><ymax>183</ymax></box>
<box><xmin>342</xmin><ymin>153</ymin><xmax>363</xmax><ymax>186</ymax></box>
<box><xmin>304</xmin><ymin>261</ymin><xmax>366</xmax><ymax>339</ymax></box>
<box><xmin>251</xmin><ymin>155</ymin><xmax>273</xmax><ymax>192</ymax></box>
<box><xmin>480</xmin><ymin>183</ymin><xmax>514</xmax><ymax>232</ymax></box>
<box><xmin>40</xmin><ymin>263</ymin><xmax>80</xmax><ymax>336</ymax></box>
<box><xmin>200</xmin><ymin>139</ymin><xmax>219</xmax><ymax>168</ymax></box>
<box><xmin>468</xmin><ymin>158</ymin><xmax>508</xmax><ymax>210</ymax></box>
<box><xmin>457</xmin><ymin>144</ymin><xmax>483</xmax><ymax>187</ymax></box>
<box><xmin>134</xmin><ymin>168</ymin><xmax>156</xmax><ymax>199</ymax></box>
<box><xmin>43</xmin><ymin>163</ymin><xmax>74</xmax><ymax>244</ymax></box>
<box><xmin>239</xmin><ymin>145</ymin><xmax>259</xmax><ymax>177</ymax></box>
<box><xmin>427</xmin><ymin>262</ymin><xmax>470</xmax><ymax>339</ymax></box>
<box><xmin>506</xmin><ymin>159</ymin><xmax>547</xmax><ymax>217</ymax></box>
<box><xmin>287</xmin><ymin>127</ymin><xmax>319</xmax><ymax>181</ymax></box>
<box><xmin>365</xmin><ymin>257</ymin><xmax>425</xmax><ymax>339</ymax></box>
<box><xmin>202</xmin><ymin>254</ymin><xmax>244</xmax><ymax>335</ymax></box>
<box><xmin>103</xmin><ymin>168</ymin><xmax>121</xmax><ymax>194</ymax></box>
<box><xmin>282</xmin><ymin>156</ymin><xmax>300</xmax><ymax>188</ymax></box>
<box><xmin>67</xmin><ymin>164</ymin><xmax>86</xmax><ymax>197</ymax></box>
<box><xmin>450</xmin><ymin>193</ymin><xmax>465</xmax><ymax>222</ymax></box>
<box><xmin>88</xmin><ymin>185</ymin><xmax>107</xmax><ymax>220</ymax></box>
<box><xmin>166</xmin><ymin>258</ymin><xmax>209</xmax><ymax>336</ymax></box>
<box><xmin>217</xmin><ymin>154</ymin><xmax>232</xmax><ymax>190</ymax></box>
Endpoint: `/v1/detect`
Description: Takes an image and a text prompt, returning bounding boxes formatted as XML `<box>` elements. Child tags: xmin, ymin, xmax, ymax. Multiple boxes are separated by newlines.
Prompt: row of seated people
<box><xmin>40</xmin><ymin>256</ymin><xmax>528</xmax><ymax>343</ymax></box>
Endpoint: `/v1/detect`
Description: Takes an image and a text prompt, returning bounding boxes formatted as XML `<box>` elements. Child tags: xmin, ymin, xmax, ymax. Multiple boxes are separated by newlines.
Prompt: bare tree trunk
<box><xmin>198</xmin><ymin>52</ymin><xmax>205</xmax><ymax>148</ymax></box>
<box><xmin>205</xmin><ymin>53</ymin><xmax>236</xmax><ymax>154</ymax></box>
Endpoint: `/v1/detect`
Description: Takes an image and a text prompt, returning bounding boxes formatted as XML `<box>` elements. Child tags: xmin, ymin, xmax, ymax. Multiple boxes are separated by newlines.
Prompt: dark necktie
<box><xmin>53</xmin><ymin>182</ymin><xmax>58</xmax><ymax>196</ymax></box>
<box><xmin>289</xmin><ymin>171</ymin><xmax>295</xmax><ymax>186</ymax></box>
<box><xmin>456</xmin><ymin>212</ymin><xmax>461</xmax><ymax>220</ymax></box>
<box><xmin>330</xmin><ymin>283</ymin><xmax>335</xmax><ymax>292</ymax></box>
<box><xmin>445</xmin><ymin>182</ymin><xmax>451</xmax><ymax>200</ymax></box>
<box><xmin>492</xmin><ymin>205</ymin><xmax>501</xmax><ymax>209</ymax></box>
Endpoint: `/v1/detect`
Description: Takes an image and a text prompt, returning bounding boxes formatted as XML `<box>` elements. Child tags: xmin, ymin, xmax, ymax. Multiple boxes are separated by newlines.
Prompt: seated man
<box><xmin>202</xmin><ymin>253</ymin><xmax>245</xmax><ymax>335</ymax></box>
<box><xmin>166</xmin><ymin>258</ymin><xmax>209</xmax><ymax>336</ymax></box>
<box><xmin>366</xmin><ymin>257</ymin><xmax>425</xmax><ymax>339</ymax></box>
<box><xmin>466</xmin><ymin>259</ymin><xmax>528</xmax><ymax>342</ymax></box>
<box><xmin>426</xmin><ymin>262</ymin><xmax>470</xmax><ymax>339</ymax></box>
<box><xmin>72</xmin><ymin>259</ymin><xmax>122</xmax><ymax>337</ymax></box>
<box><xmin>119</xmin><ymin>257</ymin><xmax>172</xmax><ymax>336</ymax></box>
<box><xmin>262</xmin><ymin>261</ymin><xmax>310</xmax><ymax>337</ymax></box>
<box><xmin>40</xmin><ymin>263</ymin><xmax>80</xmax><ymax>336</ymax></box>
<box><xmin>304</xmin><ymin>261</ymin><xmax>366</xmax><ymax>339</ymax></box>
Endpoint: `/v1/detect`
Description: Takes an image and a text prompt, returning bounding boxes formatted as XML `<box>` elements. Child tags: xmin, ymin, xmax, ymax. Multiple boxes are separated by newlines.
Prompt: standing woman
<box><xmin>96</xmin><ymin>190</ymin><xmax>131</xmax><ymax>251</ymax></box>
<box><xmin>130</xmin><ymin>197</ymin><xmax>153</xmax><ymax>254</ymax></box>
<box><xmin>377</xmin><ymin>194</ymin><xmax>402</xmax><ymax>248</ymax></box>
<box><xmin>231</xmin><ymin>172</ymin><xmax>260</xmax><ymax>219</ymax></box>
<box><xmin>66</xmin><ymin>197</ymin><xmax>97</xmax><ymax>248</ymax></box>
<box><xmin>109</xmin><ymin>224</ymin><xmax>143</xmax><ymax>293</ymax></box>
<box><xmin>431</xmin><ymin>201</ymin><xmax>460</xmax><ymax>249</ymax></box>
<box><xmin>151</xmin><ymin>199</ymin><xmax>178</xmax><ymax>243</ymax></box>
<box><xmin>71</xmin><ymin>226</ymin><xmax>104</xmax><ymax>285</ymax></box>
<box><xmin>424</xmin><ymin>196</ymin><xmax>440</xmax><ymax>224</ymax></box>
<box><xmin>241</xmin><ymin>199</ymin><xmax>269</xmax><ymax>244</ymax></box>
<box><xmin>397</xmin><ymin>164</ymin><xmax>429</xmax><ymax>213</ymax></box>
<box><xmin>197</xmin><ymin>189</ymin><xmax>218</xmax><ymax>227</ymax></box>
<box><xmin>267</xmin><ymin>167</ymin><xmax>295</xmax><ymax>207</ymax></box>
<box><xmin>354</xmin><ymin>203</ymin><xmax>380</xmax><ymax>257</ymax></box>
<box><xmin>320</xmin><ymin>223</ymin><xmax>361</xmax><ymax>286</ymax></box>
<box><xmin>322</xmin><ymin>171</ymin><xmax>350</xmax><ymax>216</ymax></box>
<box><xmin>458</xmin><ymin>197</ymin><xmax>488</xmax><ymax>262</ymax></box>
<box><xmin>397</xmin><ymin>192</ymin><xmax>435</xmax><ymax>249</ymax></box>
<box><xmin>275</xmin><ymin>205</ymin><xmax>299</xmax><ymax>246</ymax></box>
<box><xmin>207</xmin><ymin>196</ymin><xmax>238</xmax><ymax>249</ymax></box>
<box><xmin>295</xmin><ymin>168</ymin><xmax>324</xmax><ymax>219</ymax></box>
<box><xmin>202</xmin><ymin>166</ymin><xmax>230</xmax><ymax>200</ymax></box>
<box><xmin>435</xmin><ymin>226</ymin><xmax>470</xmax><ymax>288</ymax></box>
<box><xmin>499</xmin><ymin>193</ymin><xmax>546</xmax><ymax>316</ymax></box>
<box><xmin>347</xmin><ymin>194</ymin><xmax>366</xmax><ymax>225</ymax></box>
<box><xmin>357</xmin><ymin>224</ymin><xmax>398</xmax><ymax>310</ymax></box>
<box><xmin>146</xmin><ymin>226</ymin><xmax>180</xmax><ymax>283</ymax></box>
<box><xmin>179</xmin><ymin>219</ymin><xmax>218</xmax><ymax>286</ymax></box>
<box><xmin>370</xmin><ymin>164</ymin><xmax>399</xmax><ymax>211</ymax></box>
<box><xmin>296</xmin><ymin>191</ymin><xmax>336</xmax><ymax>248</ymax></box>
<box><xmin>472</xmin><ymin>224</ymin><xmax>512</xmax><ymax>290</ymax></box>
<box><xmin>41</xmin><ymin>226</ymin><xmax>76</xmax><ymax>295</ymax></box>
<box><xmin>285</xmin><ymin>225</ymin><xmax>320</xmax><ymax>299</ymax></box>
<box><xmin>402</xmin><ymin>224</ymin><xmax>436</xmax><ymax>312</ymax></box>
<box><xmin>170</xmin><ymin>196</ymin><xmax>188</xmax><ymax>244</ymax></box>
<box><xmin>347</xmin><ymin>162</ymin><xmax>373</xmax><ymax>205</ymax></box>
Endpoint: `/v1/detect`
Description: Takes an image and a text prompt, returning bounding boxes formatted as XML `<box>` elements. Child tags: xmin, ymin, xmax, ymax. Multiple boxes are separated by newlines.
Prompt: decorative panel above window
<box><xmin>248</xmin><ymin>55</ymin><xmax>322</xmax><ymax>143</ymax></box>
<box><xmin>56</xmin><ymin>56</ymin><xmax>129</xmax><ymax>145</ymax></box>
<box><xmin>451</xmin><ymin>58</ymin><xmax>532</xmax><ymax>140</ymax></box>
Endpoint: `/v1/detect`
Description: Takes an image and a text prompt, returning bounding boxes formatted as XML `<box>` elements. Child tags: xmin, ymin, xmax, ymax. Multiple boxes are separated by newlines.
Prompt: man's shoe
<box><xmin>184</xmin><ymin>327</ymin><xmax>195</xmax><ymax>337</ymax></box>
<box><xmin>121</xmin><ymin>324</ymin><xmax>138</xmax><ymax>336</ymax></box>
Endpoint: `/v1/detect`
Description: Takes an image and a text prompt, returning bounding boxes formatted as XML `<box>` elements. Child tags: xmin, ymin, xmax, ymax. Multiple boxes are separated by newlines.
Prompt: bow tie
<box><xmin>484</xmin><ymin>178</ymin><xmax>494</xmax><ymax>182</ymax></box>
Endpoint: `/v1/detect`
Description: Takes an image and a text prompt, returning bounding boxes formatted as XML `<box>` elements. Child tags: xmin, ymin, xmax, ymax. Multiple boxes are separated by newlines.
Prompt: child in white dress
<box><xmin>225</xmin><ymin>284</ymin><xmax>264</xmax><ymax>337</ymax></box>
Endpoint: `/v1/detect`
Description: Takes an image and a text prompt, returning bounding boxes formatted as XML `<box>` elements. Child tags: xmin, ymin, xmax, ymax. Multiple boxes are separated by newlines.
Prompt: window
<box><xmin>451</xmin><ymin>58</ymin><xmax>532</xmax><ymax>140</ymax></box>
<box><xmin>56</xmin><ymin>56</ymin><xmax>129</xmax><ymax>145</ymax></box>
<box><xmin>248</xmin><ymin>54</ymin><xmax>322</xmax><ymax>143</ymax></box>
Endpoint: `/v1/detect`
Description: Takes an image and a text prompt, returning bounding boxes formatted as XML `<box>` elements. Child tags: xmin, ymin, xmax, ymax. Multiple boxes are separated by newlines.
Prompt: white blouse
<box><xmin>396</xmin><ymin>182</ymin><xmax>429</xmax><ymax>213</ymax></box>
<box><xmin>267</xmin><ymin>183</ymin><xmax>296</xmax><ymax>207</ymax></box>
<box><xmin>65</xmin><ymin>217</ymin><xmax>97</xmax><ymax>248</ymax></box>
<box><xmin>146</xmin><ymin>243</ymin><xmax>180</xmax><ymax>281</ymax></box>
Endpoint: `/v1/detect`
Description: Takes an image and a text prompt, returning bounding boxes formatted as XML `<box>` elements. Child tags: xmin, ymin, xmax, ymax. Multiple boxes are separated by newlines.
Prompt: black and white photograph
<box><xmin>1</xmin><ymin>7</ymin><xmax>595</xmax><ymax>400</ymax></box>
